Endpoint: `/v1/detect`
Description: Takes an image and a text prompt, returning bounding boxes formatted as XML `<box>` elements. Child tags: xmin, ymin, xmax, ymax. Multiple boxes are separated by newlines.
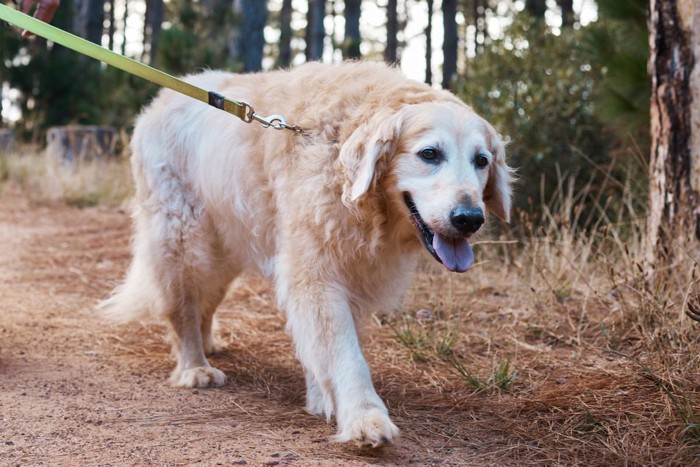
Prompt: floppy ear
<box><xmin>484</xmin><ymin>135</ymin><xmax>514</xmax><ymax>223</ymax></box>
<box><xmin>339</xmin><ymin>110</ymin><xmax>403</xmax><ymax>204</ymax></box>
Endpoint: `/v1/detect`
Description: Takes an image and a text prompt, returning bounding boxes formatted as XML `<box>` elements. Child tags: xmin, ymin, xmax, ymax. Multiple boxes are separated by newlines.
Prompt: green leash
<box><xmin>0</xmin><ymin>3</ymin><xmax>302</xmax><ymax>133</ymax></box>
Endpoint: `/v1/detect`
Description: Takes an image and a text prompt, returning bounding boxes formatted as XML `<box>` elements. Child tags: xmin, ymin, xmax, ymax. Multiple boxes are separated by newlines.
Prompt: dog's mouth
<box><xmin>403</xmin><ymin>192</ymin><xmax>474</xmax><ymax>273</ymax></box>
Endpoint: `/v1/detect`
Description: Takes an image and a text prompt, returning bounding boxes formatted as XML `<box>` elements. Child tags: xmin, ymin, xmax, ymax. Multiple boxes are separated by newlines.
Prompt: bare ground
<box><xmin>0</xmin><ymin>192</ymin><xmax>698</xmax><ymax>466</ymax></box>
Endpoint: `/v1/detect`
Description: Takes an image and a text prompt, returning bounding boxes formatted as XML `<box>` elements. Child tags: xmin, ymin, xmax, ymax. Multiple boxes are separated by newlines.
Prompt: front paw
<box><xmin>169</xmin><ymin>366</ymin><xmax>226</xmax><ymax>388</ymax></box>
<box><xmin>333</xmin><ymin>406</ymin><xmax>400</xmax><ymax>448</ymax></box>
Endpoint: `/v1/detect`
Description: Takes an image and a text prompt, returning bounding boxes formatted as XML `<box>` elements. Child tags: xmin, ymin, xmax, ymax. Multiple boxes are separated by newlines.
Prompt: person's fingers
<box><xmin>20</xmin><ymin>0</ymin><xmax>35</xmax><ymax>37</ymax></box>
<box><xmin>19</xmin><ymin>0</ymin><xmax>33</xmax><ymax>14</ymax></box>
<box><xmin>19</xmin><ymin>0</ymin><xmax>60</xmax><ymax>38</ymax></box>
<box><xmin>33</xmin><ymin>0</ymin><xmax>60</xmax><ymax>23</ymax></box>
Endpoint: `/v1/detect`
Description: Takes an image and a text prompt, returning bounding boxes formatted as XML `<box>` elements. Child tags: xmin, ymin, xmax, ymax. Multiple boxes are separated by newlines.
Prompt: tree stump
<box><xmin>46</xmin><ymin>125</ymin><xmax>117</xmax><ymax>163</ymax></box>
<box><xmin>0</xmin><ymin>129</ymin><xmax>14</xmax><ymax>154</ymax></box>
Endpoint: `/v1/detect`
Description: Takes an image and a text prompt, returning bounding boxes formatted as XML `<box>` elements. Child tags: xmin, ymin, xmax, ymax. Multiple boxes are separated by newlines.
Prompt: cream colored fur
<box><xmin>99</xmin><ymin>61</ymin><xmax>513</xmax><ymax>447</ymax></box>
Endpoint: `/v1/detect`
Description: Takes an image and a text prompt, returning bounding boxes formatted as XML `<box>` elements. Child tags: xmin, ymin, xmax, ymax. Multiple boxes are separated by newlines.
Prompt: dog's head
<box><xmin>340</xmin><ymin>100</ymin><xmax>513</xmax><ymax>273</ymax></box>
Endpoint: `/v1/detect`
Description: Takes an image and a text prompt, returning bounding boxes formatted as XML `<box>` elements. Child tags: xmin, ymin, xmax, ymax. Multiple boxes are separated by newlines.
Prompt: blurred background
<box><xmin>0</xmin><ymin>0</ymin><xmax>648</xmax><ymax>216</ymax></box>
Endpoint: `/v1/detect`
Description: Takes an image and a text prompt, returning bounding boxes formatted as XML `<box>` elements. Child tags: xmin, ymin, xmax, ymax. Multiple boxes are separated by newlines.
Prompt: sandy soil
<box><xmin>0</xmin><ymin>193</ymin><xmax>495</xmax><ymax>466</ymax></box>
<box><xmin>1</xmin><ymin>191</ymin><xmax>698</xmax><ymax>466</ymax></box>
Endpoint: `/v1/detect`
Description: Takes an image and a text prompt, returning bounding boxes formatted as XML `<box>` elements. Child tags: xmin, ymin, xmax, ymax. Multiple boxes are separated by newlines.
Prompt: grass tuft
<box><xmin>446</xmin><ymin>354</ymin><xmax>517</xmax><ymax>392</ymax></box>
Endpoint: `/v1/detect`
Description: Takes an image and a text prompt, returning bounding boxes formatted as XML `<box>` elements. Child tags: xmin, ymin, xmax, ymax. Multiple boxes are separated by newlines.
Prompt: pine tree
<box><xmin>238</xmin><ymin>0</ymin><xmax>268</xmax><ymax>71</ymax></box>
<box><xmin>442</xmin><ymin>0</ymin><xmax>457</xmax><ymax>89</ymax></box>
<box><xmin>385</xmin><ymin>0</ymin><xmax>398</xmax><ymax>64</ymax></box>
<box><xmin>425</xmin><ymin>0</ymin><xmax>433</xmax><ymax>85</ymax></box>
<box><xmin>557</xmin><ymin>0</ymin><xmax>574</xmax><ymax>26</ymax></box>
<box><xmin>343</xmin><ymin>0</ymin><xmax>361</xmax><ymax>59</ymax></box>
<box><xmin>584</xmin><ymin>0</ymin><xmax>648</xmax><ymax>144</ymax></box>
<box><xmin>278</xmin><ymin>0</ymin><xmax>293</xmax><ymax>67</ymax></box>
<box><xmin>306</xmin><ymin>0</ymin><xmax>326</xmax><ymax>61</ymax></box>
<box><xmin>143</xmin><ymin>0</ymin><xmax>165</xmax><ymax>65</ymax></box>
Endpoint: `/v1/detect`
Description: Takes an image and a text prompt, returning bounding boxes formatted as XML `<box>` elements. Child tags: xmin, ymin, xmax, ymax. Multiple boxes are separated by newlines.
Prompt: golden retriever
<box><xmin>99</xmin><ymin>61</ymin><xmax>513</xmax><ymax>447</ymax></box>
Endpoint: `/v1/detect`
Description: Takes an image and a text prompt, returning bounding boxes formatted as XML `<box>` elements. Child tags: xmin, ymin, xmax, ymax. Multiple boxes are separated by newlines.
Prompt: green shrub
<box><xmin>455</xmin><ymin>14</ymin><xmax>645</xmax><ymax>220</ymax></box>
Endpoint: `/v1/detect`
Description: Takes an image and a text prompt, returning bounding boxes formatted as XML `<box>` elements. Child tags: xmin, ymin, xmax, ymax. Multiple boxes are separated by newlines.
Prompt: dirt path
<box><xmin>0</xmin><ymin>194</ymin><xmax>486</xmax><ymax>466</ymax></box>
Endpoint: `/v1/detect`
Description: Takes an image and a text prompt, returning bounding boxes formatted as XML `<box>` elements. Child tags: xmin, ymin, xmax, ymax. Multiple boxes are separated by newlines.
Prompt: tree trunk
<box><xmin>425</xmin><ymin>0</ymin><xmax>433</xmax><ymax>85</ymax></box>
<box><xmin>442</xmin><ymin>0</ymin><xmax>457</xmax><ymax>89</ymax></box>
<box><xmin>75</xmin><ymin>0</ymin><xmax>104</xmax><ymax>44</ymax></box>
<box><xmin>238</xmin><ymin>0</ymin><xmax>268</xmax><ymax>72</ymax></box>
<box><xmin>557</xmin><ymin>0</ymin><xmax>574</xmax><ymax>27</ymax></box>
<box><xmin>107</xmin><ymin>0</ymin><xmax>115</xmax><ymax>51</ymax></box>
<box><xmin>343</xmin><ymin>0</ymin><xmax>361</xmax><ymax>59</ymax></box>
<box><xmin>306</xmin><ymin>0</ymin><xmax>326</xmax><ymax>61</ymax></box>
<box><xmin>143</xmin><ymin>0</ymin><xmax>150</xmax><ymax>60</ymax></box>
<box><xmin>150</xmin><ymin>0</ymin><xmax>164</xmax><ymax>65</ymax></box>
<box><xmin>646</xmin><ymin>0</ymin><xmax>700</xmax><ymax>269</ymax></box>
<box><xmin>525</xmin><ymin>0</ymin><xmax>547</xmax><ymax>19</ymax></box>
<box><xmin>143</xmin><ymin>0</ymin><xmax>164</xmax><ymax>65</ymax></box>
<box><xmin>278</xmin><ymin>0</ymin><xmax>293</xmax><ymax>67</ymax></box>
<box><xmin>121</xmin><ymin>0</ymin><xmax>128</xmax><ymax>56</ymax></box>
<box><xmin>385</xmin><ymin>0</ymin><xmax>398</xmax><ymax>64</ymax></box>
<box><xmin>329</xmin><ymin>0</ymin><xmax>338</xmax><ymax>59</ymax></box>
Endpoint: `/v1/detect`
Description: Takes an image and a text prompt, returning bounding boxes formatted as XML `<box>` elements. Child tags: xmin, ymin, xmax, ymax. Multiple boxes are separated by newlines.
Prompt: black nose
<box><xmin>450</xmin><ymin>206</ymin><xmax>484</xmax><ymax>235</ymax></box>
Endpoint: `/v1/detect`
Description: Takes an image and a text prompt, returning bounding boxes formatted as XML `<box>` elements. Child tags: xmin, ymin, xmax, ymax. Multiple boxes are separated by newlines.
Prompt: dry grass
<box><xmin>381</xmin><ymin>167</ymin><xmax>700</xmax><ymax>464</ymax></box>
<box><xmin>1</xmin><ymin>147</ymin><xmax>698</xmax><ymax>465</ymax></box>
<box><xmin>0</xmin><ymin>147</ymin><xmax>132</xmax><ymax>207</ymax></box>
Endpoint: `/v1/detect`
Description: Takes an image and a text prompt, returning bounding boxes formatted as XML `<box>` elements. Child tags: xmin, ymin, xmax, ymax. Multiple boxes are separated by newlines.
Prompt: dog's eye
<box><xmin>418</xmin><ymin>148</ymin><xmax>442</xmax><ymax>163</ymax></box>
<box><xmin>474</xmin><ymin>154</ymin><xmax>490</xmax><ymax>168</ymax></box>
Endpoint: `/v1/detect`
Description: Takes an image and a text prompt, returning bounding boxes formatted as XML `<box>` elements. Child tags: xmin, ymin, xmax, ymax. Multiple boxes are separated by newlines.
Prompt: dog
<box><xmin>99</xmin><ymin>61</ymin><xmax>513</xmax><ymax>447</ymax></box>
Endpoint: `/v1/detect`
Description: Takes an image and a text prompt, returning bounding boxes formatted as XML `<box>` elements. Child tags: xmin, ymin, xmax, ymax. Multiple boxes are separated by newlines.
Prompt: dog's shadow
<box><xmin>104</xmin><ymin>324</ymin><xmax>463</xmax><ymax>463</ymax></box>
<box><xmin>209</xmin><ymin>345</ymin><xmax>307</xmax><ymax>408</ymax></box>
<box><xmin>204</xmin><ymin>348</ymin><xmax>411</xmax><ymax>462</ymax></box>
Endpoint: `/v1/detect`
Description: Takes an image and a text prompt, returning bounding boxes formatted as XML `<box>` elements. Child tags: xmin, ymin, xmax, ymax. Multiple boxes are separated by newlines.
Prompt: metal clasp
<box><xmin>241</xmin><ymin>101</ymin><xmax>303</xmax><ymax>133</ymax></box>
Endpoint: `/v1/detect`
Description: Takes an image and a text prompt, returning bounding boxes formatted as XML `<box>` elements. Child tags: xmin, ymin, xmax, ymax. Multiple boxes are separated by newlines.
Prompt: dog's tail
<box><xmin>97</xmin><ymin>255</ymin><xmax>161</xmax><ymax>324</ymax></box>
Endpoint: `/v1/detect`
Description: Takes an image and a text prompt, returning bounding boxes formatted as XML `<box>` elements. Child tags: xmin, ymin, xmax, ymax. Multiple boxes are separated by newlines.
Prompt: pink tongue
<box><xmin>432</xmin><ymin>234</ymin><xmax>474</xmax><ymax>272</ymax></box>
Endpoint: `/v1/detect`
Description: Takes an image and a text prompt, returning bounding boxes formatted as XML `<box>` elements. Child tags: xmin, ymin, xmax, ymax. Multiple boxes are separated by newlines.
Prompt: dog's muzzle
<box><xmin>403</xmin><ymin>192</ymin><xmax>476</xmax><ymax>273</ymax></box>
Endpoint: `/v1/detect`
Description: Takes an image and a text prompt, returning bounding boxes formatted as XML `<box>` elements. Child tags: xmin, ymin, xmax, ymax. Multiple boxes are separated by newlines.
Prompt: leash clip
<box><xmin>241</xmin><ymin>101</ymin><xmax>303</xmax><ymax>133</ymax></box>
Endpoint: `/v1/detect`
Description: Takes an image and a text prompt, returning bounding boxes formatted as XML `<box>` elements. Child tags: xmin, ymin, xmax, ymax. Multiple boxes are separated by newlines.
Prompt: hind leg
<box><xmin>201</xmin><ymin>310</ymin><xmax>220</xmax><ymax>356</ymax></box>
<box><xmin>167</xmin><ymin>283</ymin><xmax>242</xmax><ymax>388</ymax></box>
<box><xmin>166</xmin><ymin>296</ymin><xmax>227</xmax><ymax>388</ymax></box>
<box><xmin>162</xmin><ymin>244</ymin><xmax>237</xmax><ymax>387</ymax></box>
<box><xmin>134</xmin><ymin>183</ymin><xmax>236</xmax><ymax>388</ymax></box>
<box><xmin>162</xmin><ymin>261</ymin><xmax>237</xmax><ymax>387</ymax></box>
<box><xmin>200</xmin><ymin>277</ymin><xmax>237</xmax><ymax>356</ymax></box>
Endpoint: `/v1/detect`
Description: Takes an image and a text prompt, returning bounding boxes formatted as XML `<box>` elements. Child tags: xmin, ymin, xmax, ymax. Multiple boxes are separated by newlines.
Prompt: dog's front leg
<box><xmin>281</xmin><ymin>283</ymin><xmax>399</xmax><ymax>447</ymax></box>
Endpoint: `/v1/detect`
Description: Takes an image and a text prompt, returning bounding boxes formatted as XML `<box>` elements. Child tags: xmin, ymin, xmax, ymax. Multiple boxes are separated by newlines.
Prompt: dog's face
<box><xmin>340</xmin><ymin>101</ymin><xmax>512</xmax><ymax>273</ymax></box>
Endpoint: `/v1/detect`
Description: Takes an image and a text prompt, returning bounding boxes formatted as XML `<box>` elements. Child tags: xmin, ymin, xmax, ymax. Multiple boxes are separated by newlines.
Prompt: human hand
<box><xmin>19</xmin><ymin>0</ymin><xmax>60</xmax><ymax>38</ymax></box>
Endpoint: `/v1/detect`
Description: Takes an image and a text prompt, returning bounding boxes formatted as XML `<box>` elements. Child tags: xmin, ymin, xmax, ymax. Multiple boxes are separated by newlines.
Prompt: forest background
<box><xmin>0</xmin><ymin>0</ymin><xmax>648</xmax><ymax>210</ymax></box>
